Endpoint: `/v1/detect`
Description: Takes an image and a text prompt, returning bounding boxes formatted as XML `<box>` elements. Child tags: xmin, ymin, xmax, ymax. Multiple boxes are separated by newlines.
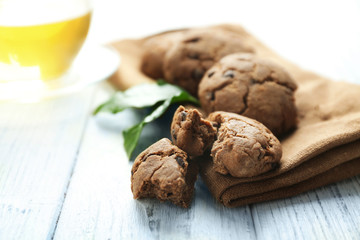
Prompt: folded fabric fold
<box><xmin>110</xmin><ymin>24</ymin><xmax>360</xmax><ymax>207</ymax></box>
<box><xmin>200</xmin><ymin>140</ymin><xmax>360</xmax><ymax>207</ymax></box>
<box><xmin>222</xmin><ymin>158</ymin><xmax>360</xmax><ymax>207</ymax></box>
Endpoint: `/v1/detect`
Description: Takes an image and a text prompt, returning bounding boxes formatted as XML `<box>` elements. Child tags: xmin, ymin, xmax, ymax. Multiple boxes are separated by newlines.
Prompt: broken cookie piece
<box><xmin>208</xmin><ymin>112</ymin><xmax>282</xmax><ymax>178</ymax></box>
<box><xmin>198</xmin><ymin>53</ymin><xmax>297</xmax><ymax>136</ymax></box>
<box><xmin>131</xmin><ymin>138</ymin><xmax>198</xmax><ymax>208</ymax></box>
<box><xmin>171</xmin><ymin>106</ymin><xmax>217</xmax><ymax>157</ymax></box>
<box><xmin>170</xmin><ymin>106</ymin><xmax>282</xmax><ymax>178</ymax></box>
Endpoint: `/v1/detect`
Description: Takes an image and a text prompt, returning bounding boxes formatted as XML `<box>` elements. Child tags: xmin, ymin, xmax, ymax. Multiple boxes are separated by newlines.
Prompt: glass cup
<box><xmin>0</xmin><ymin>0</ymin><xmax>92</xmax><ymax>100</ymax></box>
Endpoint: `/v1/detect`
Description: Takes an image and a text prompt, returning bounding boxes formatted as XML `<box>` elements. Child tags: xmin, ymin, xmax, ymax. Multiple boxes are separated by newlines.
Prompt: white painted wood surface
<box><xmin>1</xmin><ymin>0</ymin><xmax>360</xmax><ymax>239</ymax></box>
<box><xmin>0</xmin><ymin>88</ymin><xmax>95</xmax><ymax>240</ymax></box>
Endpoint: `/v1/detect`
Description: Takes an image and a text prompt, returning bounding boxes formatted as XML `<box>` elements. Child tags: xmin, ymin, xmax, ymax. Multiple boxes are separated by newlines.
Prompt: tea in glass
<box><xmin>0</xmin><ymin>0</ymin><xmax>92</xmax><ymax>82</ymax></box>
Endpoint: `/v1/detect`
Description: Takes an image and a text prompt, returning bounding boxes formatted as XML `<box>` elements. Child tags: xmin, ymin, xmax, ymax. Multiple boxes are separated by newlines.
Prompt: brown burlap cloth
<box><xmin>109</xmin><ymin>24</ymin><xmax>360</xmax><ymax>207</ymax></box>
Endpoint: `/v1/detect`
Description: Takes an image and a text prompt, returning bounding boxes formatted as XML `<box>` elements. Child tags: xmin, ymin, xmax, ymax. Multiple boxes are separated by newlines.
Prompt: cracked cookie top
<box><xmin>198</xmin><ymin>53</ymin><xmax>298</xmax><ymax>136</ymax></box>
<box><xmin>171</xmin><ymin>106</ymin><xmax>217</xmax><ymax>157</ymax></box>
<box><xmin>163</xmin><ymin>30</ymin><xmax>254</xmax><ymax>97</ymax></box>
<box><xmin>131</xmin><ymin>138</ymin><xmax>197</xmax><ymax>208</ymax></box>
<box><xmin>208</xmin><ymin>112</ymin><xmax>282</xmax><ymax>178</ymax></box>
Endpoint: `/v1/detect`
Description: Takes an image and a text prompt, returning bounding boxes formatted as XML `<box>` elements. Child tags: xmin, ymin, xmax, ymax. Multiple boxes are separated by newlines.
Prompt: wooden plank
<box><xmin>251</xmin><ymin>177</ymin><xmax>360</xmax><ymax>239</ymax></box>
<box><xmin>0</xmin><ymin>88</ymin><xmax>95</xmax><ymax>240</ymax></box>
<box><xmin>53</xmin><ymin>84</ymin><xmax>256</xmax><ymax>240</ymax></box>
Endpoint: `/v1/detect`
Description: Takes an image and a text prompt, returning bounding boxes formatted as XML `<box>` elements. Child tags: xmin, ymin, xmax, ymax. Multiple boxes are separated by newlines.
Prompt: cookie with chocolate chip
<box><xmin>141</xmin><ymin>31</ymin><xmax>185</xmax><ymax>79</ymax></box>
<box><xmin>198</xmin><ymin>53</ymin><xmax>297</xmax><ymax>136</ymax></box>
<box><xmin>171</xmin><ymin>106</ymin><xmax>217</xmax><ymax>157</ymax></box>
<box><xmin>131</xmin><ymin>138</ymin><xmax>198</xmax><ymax>208</ymax></box>
<box><xmin>163</xmin><ymin>30</ymin><xmax>254</xmax><ymax>96</ymax></box>
<box><xmin>208</xmin><ymin>111</ymin><xmax>282</xmax><ymax>178</ymax></box>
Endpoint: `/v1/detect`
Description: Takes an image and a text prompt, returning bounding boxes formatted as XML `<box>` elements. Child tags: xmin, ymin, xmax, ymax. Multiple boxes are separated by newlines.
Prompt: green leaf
<box><xmin>93</xmin><ymin>80</ymin><xmax>198</xmax><ymax>115</ymax></box>
<box><xmin>156</xmin><ymin>79</ymin><xmax>167</xmax><ymax>85</ymax></box>
<box><xmin>123</xmin><ymin>99</ymin><xmax>172</xmax><ymax>158</ymax></box>
<box><xmin>93</xmin><ymin>95</ymin><xmax>126</xmax><ymax>115</ymax></box>
<box><xmin>122</xmin><ymin>122</ymin><xmax>145</xmax><ymax>159</ymax></box>
<box><xmin>143</xmin><ymin>99</ymin><xmax>172</xmax><ymax>124</ymax></box>
<box><xmin>94</xmin><ymin>80</ymin><xmax>200</xmax><ymax>159</ymax></box>
<box><xmin>171</xmin><ymin>89</ymin><xmax>199</xmax><ymax>105</ymax></box>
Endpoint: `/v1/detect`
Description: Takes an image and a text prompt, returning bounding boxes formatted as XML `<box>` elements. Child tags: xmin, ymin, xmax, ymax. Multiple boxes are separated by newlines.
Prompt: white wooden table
<box><xmin>1</xmin><ymin>1</ymin><xmax>360</xmax><ymax>239</ymax></box>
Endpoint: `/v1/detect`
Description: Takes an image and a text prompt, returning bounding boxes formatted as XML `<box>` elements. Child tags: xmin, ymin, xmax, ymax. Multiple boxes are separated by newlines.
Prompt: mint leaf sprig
<box><xmin>94</xmin><ymin>81</ymin><xmax>199</xmax><ymax>159</ymax></box>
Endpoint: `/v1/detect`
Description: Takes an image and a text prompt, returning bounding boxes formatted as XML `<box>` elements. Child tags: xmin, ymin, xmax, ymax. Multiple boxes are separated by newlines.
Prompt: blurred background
<box><xmin>89</xmin><ymin>0</ymin><xmax>360</xmax><ymax>84</ymax></box>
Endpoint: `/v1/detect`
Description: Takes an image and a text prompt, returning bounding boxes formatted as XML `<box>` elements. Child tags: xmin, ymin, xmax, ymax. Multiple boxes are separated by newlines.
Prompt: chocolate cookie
<box><xmin>163</xmin><ymin>30</ymin><xmax>254</xmax><ymax>96</ymax></box>
<box><xmin>198</xmin><ymin>53</ymin><xmax>298</xmax><ymax>136</ymax></box>
<box><xmin>131</xmin><ymin>138</ymin><xmax>198</xmax><ymax>208</ymax></box>
<box><xmin>141</xmin><ymin>31</ymin><xmax>185</xmax><ymax>79</ymax></box>
<box><xmin>171</xmin><ymin>106</ymin><xmax>217</xmax><ymax>157</ymax></box>
<box><xmin>208</xmin><ymin>112</ymin><xmax>282</xmax><ymax>178</ymax></box>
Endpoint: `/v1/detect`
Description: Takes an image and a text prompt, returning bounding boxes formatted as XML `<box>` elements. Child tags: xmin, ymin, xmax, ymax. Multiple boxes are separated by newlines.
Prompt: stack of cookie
<box><xmin>131</xmin><ymin>28</ymin><xmax>298</xmax><ymax>207</ymax></box>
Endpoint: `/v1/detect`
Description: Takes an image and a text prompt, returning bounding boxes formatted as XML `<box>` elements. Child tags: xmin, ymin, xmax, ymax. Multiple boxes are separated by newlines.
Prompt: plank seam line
<box><xmin>249</xmin><ymin>204</ymin><xmax>258</xmax><ymax>239</ymax></box>
<box><xmin>49</xmin><ymin>88</ymin><xmax>98</xmax><ymax>240</ymax></box>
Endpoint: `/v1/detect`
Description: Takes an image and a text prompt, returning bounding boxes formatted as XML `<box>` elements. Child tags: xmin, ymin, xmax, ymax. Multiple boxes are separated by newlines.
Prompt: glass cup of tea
<box><xmin>0</xmin><ymin>0</ymin><xmax>92</xmax><ymax>100</ymax></box>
